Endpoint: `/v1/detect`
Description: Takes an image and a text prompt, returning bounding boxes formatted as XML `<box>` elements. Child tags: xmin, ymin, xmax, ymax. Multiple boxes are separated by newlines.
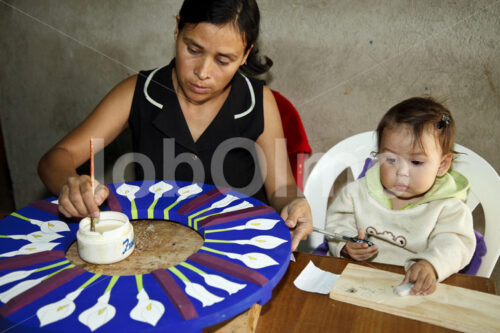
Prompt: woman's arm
<box><xmin>38</xmin><ymin>75</ymin><xmax>138</xmax><ymax>217</ymax></box>
<box><xmin>256</xmin><ymin>86</ymin><xmax>312</xmax><ymax>251</ymax></box>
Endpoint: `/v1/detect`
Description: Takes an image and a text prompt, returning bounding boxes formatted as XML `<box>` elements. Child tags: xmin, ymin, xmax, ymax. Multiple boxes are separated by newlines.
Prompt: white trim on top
<box><xmin>144</xmin><ymin>67</ymin><xmax>163</xmax><ymax>109</ymax></box>
<box><xmin>233</xmin><ymin>74</ymin><xmax>255</xmax><ymax>119</ymax></box>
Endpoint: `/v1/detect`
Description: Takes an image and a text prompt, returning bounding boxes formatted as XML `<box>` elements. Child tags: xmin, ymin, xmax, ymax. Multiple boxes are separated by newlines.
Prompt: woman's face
<box><xmin>174</xmin><ymin>21</ymin><xmax>251</xmax><ymax>105</ymax></box>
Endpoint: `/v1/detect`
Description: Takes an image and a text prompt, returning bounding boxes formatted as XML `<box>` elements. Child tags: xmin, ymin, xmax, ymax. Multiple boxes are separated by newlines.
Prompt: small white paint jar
<box><xmin>77</xmin><ymin>211</ymin><xmax>135</xmax><ymax>264</ymax></box>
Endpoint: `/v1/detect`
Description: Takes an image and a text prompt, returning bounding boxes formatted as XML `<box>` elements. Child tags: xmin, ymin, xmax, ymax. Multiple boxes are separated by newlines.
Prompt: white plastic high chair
<box><xmin>303</xmin><ymin>130</ymin><xmax>500</xmax><ymax>278</ymax></box>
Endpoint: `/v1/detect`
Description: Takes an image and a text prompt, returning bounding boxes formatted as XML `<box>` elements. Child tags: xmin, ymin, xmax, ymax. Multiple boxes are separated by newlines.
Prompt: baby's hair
<box><xmin>376</xmin><ymin>97</ymin><xmax>455</xmax><ymax>155</ymax></box>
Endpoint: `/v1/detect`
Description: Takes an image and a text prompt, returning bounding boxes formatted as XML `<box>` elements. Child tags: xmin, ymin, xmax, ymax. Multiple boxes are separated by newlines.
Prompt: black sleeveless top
<box><xmin>129</xmin><ymin>59</ymin><xmax>268</xmax><ymax>203</ymax></box>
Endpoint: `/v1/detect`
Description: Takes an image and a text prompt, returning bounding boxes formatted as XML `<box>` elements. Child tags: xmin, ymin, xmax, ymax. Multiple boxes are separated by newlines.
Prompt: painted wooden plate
<box><xmin>0</xmin><ymin>181</ymin><xmax>291</xmax><ymax>332</ymax></box>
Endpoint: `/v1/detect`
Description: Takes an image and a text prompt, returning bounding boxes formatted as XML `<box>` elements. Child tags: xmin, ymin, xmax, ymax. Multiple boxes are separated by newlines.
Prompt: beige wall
<box><xmin>1</xmin><ymin>0</ymin><xmax>499</xmax><ymax>207</ymax></box>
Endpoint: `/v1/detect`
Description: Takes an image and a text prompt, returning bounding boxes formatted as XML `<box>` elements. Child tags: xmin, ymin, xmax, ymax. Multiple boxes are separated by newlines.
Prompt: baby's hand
<box><xmin>402</xmin><ymin>259</ymin><xmax>437</xmax><ymax>295</ymax></box>
<box><xmin>341</xmin><ymin>229</ymin><xmax>378</xmax><ymax>261</ymax></box>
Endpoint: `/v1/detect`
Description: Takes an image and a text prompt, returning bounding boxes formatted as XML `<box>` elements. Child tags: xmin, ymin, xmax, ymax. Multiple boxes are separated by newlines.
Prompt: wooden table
<box><xmin>255</xmin><ymin>252</ymin><xmax>497</xmax><ymax>333</ymax></box>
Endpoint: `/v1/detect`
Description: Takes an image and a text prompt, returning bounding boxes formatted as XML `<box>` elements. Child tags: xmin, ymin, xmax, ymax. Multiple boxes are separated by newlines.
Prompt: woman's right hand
<box><xmin>58</xmin><ymin>175</ymin><xmax>109</xmax><ymax>218</ymax></box>
<box><xmin>341</xmin><ymin>228</ymin><xmax>378</xmax><ymax>261</ymax></box>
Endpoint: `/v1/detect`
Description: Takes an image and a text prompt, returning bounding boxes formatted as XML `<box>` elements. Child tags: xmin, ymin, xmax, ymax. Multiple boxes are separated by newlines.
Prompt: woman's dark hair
<box><xmin>376</xmin><ymin>97</ymin><xmax>456</xmax><ymax>155</ymax></box>
<box><xmin>177</xmin><ymin>0</ymin><xmax>273</xmax><ymax>76</ymax></box>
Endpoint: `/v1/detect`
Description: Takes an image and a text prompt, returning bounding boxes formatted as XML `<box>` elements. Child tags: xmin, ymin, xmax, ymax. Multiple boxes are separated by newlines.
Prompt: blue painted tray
<box><xmin>0</xmin><ymin>181</ymin><xmax>291</xmax><ymax>332</ymax></box>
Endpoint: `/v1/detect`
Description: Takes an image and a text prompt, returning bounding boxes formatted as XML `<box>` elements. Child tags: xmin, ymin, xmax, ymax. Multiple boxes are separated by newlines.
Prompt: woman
<box><xmin>38</xmin><ymin>0</ymin><xmax>312</xmax><ymax>251</ymax></box>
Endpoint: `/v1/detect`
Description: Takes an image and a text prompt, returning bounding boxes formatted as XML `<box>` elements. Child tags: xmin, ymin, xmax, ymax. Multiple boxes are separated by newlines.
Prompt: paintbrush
<box><xmin>312</xmin><ymin>226</ymin><xmax>374</xmax><ymax>246</ymax></box>
<box><xmin>90</xmin><ymin>138</ymin><xmax>96</xmax><ymax>232</ymax></box>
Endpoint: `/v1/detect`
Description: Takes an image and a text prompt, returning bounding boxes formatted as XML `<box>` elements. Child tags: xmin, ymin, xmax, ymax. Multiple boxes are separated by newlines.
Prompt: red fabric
<box><xmin>272</xmin><ymin>90</ymin><xmax>312</xmax><ymax>155</ymax></box>
<box><xmin>272</xmin><ymin>90</ymin><xmax>312</xmax><ymax>190</ymax></box>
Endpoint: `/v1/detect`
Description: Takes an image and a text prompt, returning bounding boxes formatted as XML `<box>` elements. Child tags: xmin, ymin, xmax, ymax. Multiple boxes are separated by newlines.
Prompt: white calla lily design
<box><xmin>149</xmin><ymin>181</ymin><xmax>173</xmax><ymax>201</ymax></box>
<box><xmin>176</xmin><ymin>184</ymin><xmax>203</xmax><ymax>202</ymax></box>
<box><xmin>201</xmin><ymin>247</ymin><xmax>279</xmax><ymax>269</ymax></box>
<box><xmin>192</xmin><ymin>197</ymin><xmax>252</xmax><ymax>230</ymax></box>
<box><xmin>78</xmin><ymin>292</ymin><xmax>115</xmax><ymax>331</ymax></box>
<box><xmin>147</xmin><ymin>182</ymin><xmax>174</xmax><ymax>219</ymax></box>
<box><xmin>2</xmin><ymin>231</ymin><xmax>63</xmax><ymax>243</ymax></box>
<box><xmin>221</xmin><ymin>201</ymin><xmax>253</xmax><ymax>213</ymax></box>
<box><xmin>0</xmin><ymin>242</ymin><xmax>59</xmax><ymax>258</ymax></box>
<box><xmin>0</xmin><ymin>264</ymin><xmax>74</xmax><ymax>303</ymax></box>
<box><xmin>169</xmin><ymin>267</ymin><xmax>224</xmax><ymax>307</ymax></box>
<box><xmin>179</xmin><ymin>262</ymin><xmax>246</xmax><ymax>295</ymax></box>
<box><xmin>206</xmin><ymin>235</ymin><xmax>288</xmax><ymax>250</ymax></box>
<box><xmin>164</xmin><ymin>184</ymin><xmax>203</xmax><ymax>220</ymax></box>
<box><xmin>37</xmin><ymin>274</ymin><xmax>102</xmax><ymax>327</ymax></box>
<box><xmin>32</xmin><ymin>220</ymin><xmax>70</xmax><ymax>234</ymax></box>
<box><xmin>184</xmin><ymin>282</ymin><xmax>224</xmax><ymax>307</ymax></box>
<box><xmin>0</xmin><ymin>270</ymin><xmax>35</xmax><ymax>287</ymax></box>
<box><xmin>130</xmin><ymin>289</ymin><xmax>165</xmax><ymax>326</ymax></box>
<box><xmin>188</xmin><ymin>195</ymin><xmax>240</xmax><ymax>228</ymax></box>
<box><xmin>0</xmin><ymin>276</ymin><xmax>46</xmax><ymax>303</ymax></box>
<box><xmin>202</xmin><ymin>274</ymin><xmax>246</xmax><ymax>295</ymax></box>
<box><xmin>78</xmin><ymin>276</ymin><xmax>119</xmax><ymax>332</ymax></box>
<box><xmin>209</xmin><ymin>195</ymin><xmax>239</xmax><ymax>209</ymax></box>
<box><xmin>11</xmin><ymin>212</ymin><xmax>70</xmax><ymax>234</ymax></box>
<box><xmin>116</xmin><ymin>183</ymin><xmax>141</xmax><ymax>219</ymax></box>
<box><xmin>116</xmin><ymin>183</ymin><xmax>140</xmax><ymax>201</ymax></box>
<box><xmin>226</xmin><ymin>252</ymin><xmax>279</xmax><ymax>269</ymax></box>
<box><xmin>236</xmin><ymin>218</ymin><xmax>281</xmax><ymax>231</ymax></box>
<box><xmin>38</xmin><ymin>289</ymin><xmax>82</xmax><ymax>327</ymax></box>
<box><xmin>204</xmin><ymin>218</ymin><xmax>281</xmax><ymax>234</ymax></box>
<box><xmin>0</xmin><ymin>260</ymin><xmax>69</xmax><ymax>287</ymax></box>
<box><xmin>130</xmin><ymin>276</ymin><xmax>165</xmax><ymax>327</ymax></box>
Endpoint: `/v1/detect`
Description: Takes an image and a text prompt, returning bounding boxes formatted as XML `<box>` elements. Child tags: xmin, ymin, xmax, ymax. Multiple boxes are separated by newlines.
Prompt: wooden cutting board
<box><xmin>330</xmin><ymin>263</ymin><xmax>500</xmax><ymax>333</ymax></box>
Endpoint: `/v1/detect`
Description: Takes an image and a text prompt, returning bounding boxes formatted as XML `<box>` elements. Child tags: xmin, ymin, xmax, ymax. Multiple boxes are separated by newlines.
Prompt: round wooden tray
<box><xmin>0</xmin><ymin>181</ymin><xmax>291</xmax><ymax>331</ymax></box>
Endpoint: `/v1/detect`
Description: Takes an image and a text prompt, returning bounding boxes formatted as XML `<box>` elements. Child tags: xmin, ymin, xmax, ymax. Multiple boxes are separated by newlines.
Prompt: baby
<box><xmin>326</xmin><ymin>97</ymin><xmax>476</xmax><ymax>295</ymax></box>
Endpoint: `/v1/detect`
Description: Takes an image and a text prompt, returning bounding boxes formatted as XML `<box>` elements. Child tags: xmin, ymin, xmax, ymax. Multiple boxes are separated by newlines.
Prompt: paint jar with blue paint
<box><xmin>77</xmin><ymin>211</ymin><xmax>135</xmax><ymax>264</ymax></box>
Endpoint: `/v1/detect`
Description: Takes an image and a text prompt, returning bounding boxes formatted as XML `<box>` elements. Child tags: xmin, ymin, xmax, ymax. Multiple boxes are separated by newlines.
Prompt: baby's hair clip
<box><xmin>437</xmin><ymin>114</ymin><xmax>450</xmax><ymax>129</ymax></box>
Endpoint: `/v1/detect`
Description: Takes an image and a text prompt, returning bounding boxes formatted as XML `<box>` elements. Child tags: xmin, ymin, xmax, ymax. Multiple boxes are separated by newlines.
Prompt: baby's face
<box><xmin>379</xmin><ymin>125</ymin><xmax>449</xmax><ymax>202</ymax></box>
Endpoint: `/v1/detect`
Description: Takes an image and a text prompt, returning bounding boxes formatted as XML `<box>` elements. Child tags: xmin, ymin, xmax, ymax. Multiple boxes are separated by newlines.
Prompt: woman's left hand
<box><xmin>280</xmin><ymin>198</ymin><xmax>313</xmax><ymax>251</ymax></box>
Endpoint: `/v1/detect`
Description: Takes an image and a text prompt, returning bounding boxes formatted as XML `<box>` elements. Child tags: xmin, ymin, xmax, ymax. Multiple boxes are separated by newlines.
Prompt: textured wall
<box><xmin>0</xmin><ymin>0</ymin><xmax>499</xmax><ymax>208</ymax></box>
